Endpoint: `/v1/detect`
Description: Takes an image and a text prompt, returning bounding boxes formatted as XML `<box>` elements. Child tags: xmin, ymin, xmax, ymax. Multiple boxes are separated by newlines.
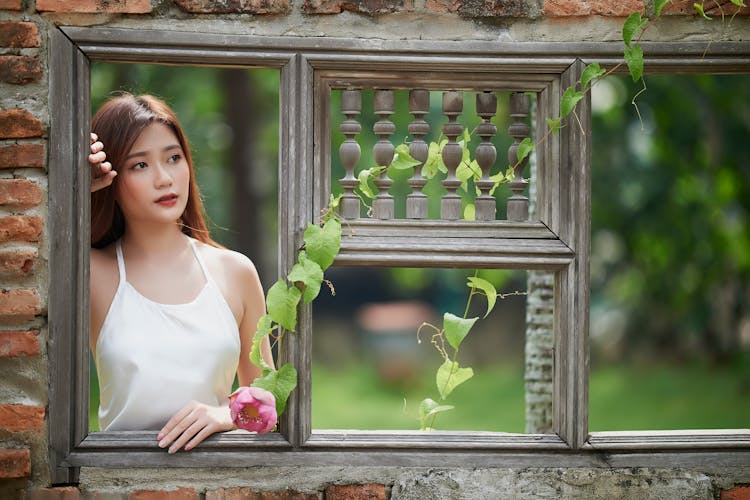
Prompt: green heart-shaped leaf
<box><xmin>436</xmin><ymin>360</ymin><xmax>474</xmax><ymax>400</ymax></box>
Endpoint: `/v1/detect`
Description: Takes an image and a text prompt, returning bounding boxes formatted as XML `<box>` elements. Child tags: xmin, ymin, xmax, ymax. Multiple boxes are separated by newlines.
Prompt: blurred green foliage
<box><xmin>590</xmin><ymin>74</ymin><xmax>750</xmax><ymax>363</ymax></box>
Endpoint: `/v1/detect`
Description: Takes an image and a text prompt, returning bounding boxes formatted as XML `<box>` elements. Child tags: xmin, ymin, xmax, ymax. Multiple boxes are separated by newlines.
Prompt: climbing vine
<box><xmin>247</xmin><ymin>1</ymin><xmax>742</xmax><ymax>427</ymax></box>
<box><xmin>248</xmin><ymin>197</ymin><xmax>342</xmax><ymax>417</ymax></box>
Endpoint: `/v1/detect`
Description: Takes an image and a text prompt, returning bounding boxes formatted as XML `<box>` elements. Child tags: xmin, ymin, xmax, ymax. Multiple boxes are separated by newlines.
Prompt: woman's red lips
<box><xmin>156</xmin><ymin>193</ymin><xmax>178</xmax><ymax>204</ymax></box>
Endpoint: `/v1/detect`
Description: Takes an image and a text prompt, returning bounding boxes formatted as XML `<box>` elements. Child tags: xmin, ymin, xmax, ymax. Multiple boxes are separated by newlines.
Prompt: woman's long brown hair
<box><xmin>90</xmin><ymin>94</ymin><xmax>219</xmax><ymax>249</ymax></box>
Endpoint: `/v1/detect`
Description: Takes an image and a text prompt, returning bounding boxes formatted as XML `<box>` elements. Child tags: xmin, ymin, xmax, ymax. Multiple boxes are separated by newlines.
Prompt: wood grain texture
<box><xmin>48</xmin><ymin>28</ymin><xmax>89</xmax><ymax>485</ymax></box>
<box><xmin>553</xmin><ymin>60</ymin><xmax>591</xmax><ymax>450</ymax></box>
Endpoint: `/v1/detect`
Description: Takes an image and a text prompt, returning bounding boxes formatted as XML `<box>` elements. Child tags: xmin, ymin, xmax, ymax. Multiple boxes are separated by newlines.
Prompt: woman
<box><xmin>88</xmin><ymin>93</ymin><xmax>274</xmax><ymax>453</ymax></box>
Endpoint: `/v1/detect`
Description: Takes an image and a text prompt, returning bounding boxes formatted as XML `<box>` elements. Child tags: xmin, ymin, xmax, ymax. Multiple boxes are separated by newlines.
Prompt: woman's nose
<box><xmin>153</xmin><ymin>163</ymin><xmax>173</xmax><ymax>187</ymax></box>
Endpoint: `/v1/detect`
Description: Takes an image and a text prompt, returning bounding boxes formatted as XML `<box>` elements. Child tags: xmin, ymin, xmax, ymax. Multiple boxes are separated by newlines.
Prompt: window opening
<box><xmin>329</xmin><ymin>88</ymin><xmax>534</xmax><ymax>222</ymax></box>
<box><xmin>88</xmin><ymin>62</ymin><xmax>280</xmax><ymax>432</ymax></box>
<box><xmin>589</xmin><ymin>73</ymin><xmax>750</xmax><ymax>431</ymax></box>
<box><xmin>312</xmin><ymin>266</ymin><xmax>532</xmax><ymax>432</ymax></box>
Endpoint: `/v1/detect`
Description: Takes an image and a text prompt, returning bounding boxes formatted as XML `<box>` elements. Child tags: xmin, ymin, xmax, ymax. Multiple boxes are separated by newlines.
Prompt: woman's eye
<box><xmin>131</xmin><ymin>161</ymin><xmax>147</xmax><ymax>170</ymax></box>
<box><xmin>168</xmin><ymin>154</ymin><xmax>182</xmax><ymax>164</ymax></box>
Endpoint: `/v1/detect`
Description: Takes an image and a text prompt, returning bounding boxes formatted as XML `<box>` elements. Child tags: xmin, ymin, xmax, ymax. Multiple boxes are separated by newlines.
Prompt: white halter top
<box><xmin>95</xmin><ymin>238</ymin><xmax>241</xmax><ymax>431</ymax></box>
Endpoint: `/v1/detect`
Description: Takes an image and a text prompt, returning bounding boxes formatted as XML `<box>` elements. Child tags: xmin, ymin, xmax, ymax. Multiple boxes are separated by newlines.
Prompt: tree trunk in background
<box><xmin>525</xmin><ymin>98</ymin><xmax>554</xmax><ymax>434</ymax></box>
<box><xmin>220</xmin><ymin>69</ymin><xmax>270</xmax><ymax>286</ymax></box>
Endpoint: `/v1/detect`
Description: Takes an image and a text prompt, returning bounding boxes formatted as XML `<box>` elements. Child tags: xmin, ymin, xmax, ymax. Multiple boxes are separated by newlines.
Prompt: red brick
<box><xmin>129</xmin><ymin>487</ymin><xmax>199</xmax><ymax>500</ymax></box>
<box><xmin>543</xmin><ymin>0</ymin><xmax>585</xmax><ymax>15</ymax></box>
<box><xmin>91</xmin><ymin>493</ymin><xmax>127</xmax><ymax>500</ymax></box>
<box><xmin>0</xmin><ymin>216</ymin><xmax>43</xmax><ymax>242</ymax></box>
<box><xmin>0</xmin><ymin>403</ymin><xmax>45</xmax><ymax>431</ymax></box>
<box><xmin>175</xmin><ymin>0</ymin><xmax>290</xmax><ymax>13</ymax></box>
<box><xmin>0</xmin><ymin>288</ymin><xmax>41</xmax><ymax>322</ymax></box>
<box><xmin>0</xmin><ymin>448</ymin><xmax>30</xmax><ymax>479</ymax></box>
<box><xmin>300</xmin><ymin>0</ymin><xmax>341</xmax><ymax>14</ymax></box>
<box><xmin>0</xmin><ymin>144</ymin><xmax>45</xmax><ymax>169</ymax></box>
<box><xmin>0</xmin><ymin>22</ymin><xmax>40</xmax><ymax>48</ymax></box>
<box><xmin>589</xmin><ymin>0</ymin><xmax>643</xmax><ymax>15</ymax></box>
<box><xmin>0</xmin><ymin>330</ymin><xmax>40</xmax><ymax>356</ymax></box>
<box><xmin>722</xmin><ymin>485</ymin><xmax>750</xmax><ymax>500</ymax></box>
<box><xmin>0</xmin><ymin>248</ymin><xmax>37</xmax><ymax>275</ymax></box>
<box><xmin>0</xmin><ymin>109</ymin><xmax>44</xmax><ymax>139</ymax></box>
<box><xmin>36</xmin><ymin>0</ymin><xmax>151</xmax><ymax>12</ymax></box>
<box><xmin>0</xmin><ymin>0</ymin><xmax>22</xmax><ymax>9</ymax></box>
<box><xmin>0</xmin><ymin>56</ymin><xmax>42</xmax><ymax>85</ymax></box>
<box><xmin>29</xmin><ymin>487</ymin><xmax>81</xmax><ymax>500</ymax></box>
<box><xmin>325</xmin><ymin>484</ymin><xmax>386</xmax><ymax>500</ymax></box>
<box><xmin>543</xmin><ymin>0</ymin><xmax>644</xmax><ymax>16</ymax></box>
<box><xmin>424</xmin><ymin>0</ymin><xmax>459</xmax><ymax>13</ymax></box>
<box><xmin>0</xmin><ymin>179</ymin><xmax>43</xmax><ymax>208</ymax></box>
<box><xmin>206</xmin><ymin>488</ymin><xmax>318</xmax><ymax>500</ymax></box>
<box><xmin>302</xmin><ymin>0</ymin><xmax>411</xmax><ymax>14</ymax></box>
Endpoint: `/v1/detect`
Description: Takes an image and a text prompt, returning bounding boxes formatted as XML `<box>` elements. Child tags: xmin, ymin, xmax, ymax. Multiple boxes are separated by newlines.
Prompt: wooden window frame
<box><xmin>48</xmin><ymin>26</ymin><xmax>750</xmax><ymax>483</ymax></box>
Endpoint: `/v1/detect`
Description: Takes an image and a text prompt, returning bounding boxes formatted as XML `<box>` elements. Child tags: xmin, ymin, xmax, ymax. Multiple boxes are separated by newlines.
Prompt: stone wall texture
<box><xmin>0</xmin><ymin>0</ymin><xmax>749</xmax><ymax>497</ymax></box>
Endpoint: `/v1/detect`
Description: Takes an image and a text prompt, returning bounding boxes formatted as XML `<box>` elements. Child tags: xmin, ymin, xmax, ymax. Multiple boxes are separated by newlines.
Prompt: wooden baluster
<box><xmin>372</xmin><ymin>90</ymin><xmax>395</xmax><ymax>220</ymax></box>
<box><xmin>507</xmin><ymin>92</ymin><xmax>531</xmax><ymax>222</ymax></box>
<box><xmin>474</xmin><ymin>91</ymin><xmax>498</xmax><ymax>221</ymax></box>
<box><xmin>441</xmin><ymin>91</ymin><xmax>463</xmax><ymax>220</ymax></box>
<box><xmin>406</xmin><ymin>89</ymin><xmax>430</xmax><ymax>220</ymax></box>
<box><xmin>338</xmin><ymin>90</ymin><xmax>362</xmax><ymax>219</ymax></box>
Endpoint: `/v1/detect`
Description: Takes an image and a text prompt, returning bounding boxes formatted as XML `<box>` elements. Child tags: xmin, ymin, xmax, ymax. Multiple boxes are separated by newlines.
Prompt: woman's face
<box><xmin>114</xmin><ymin>122</ymin><xmax>190</xmax><ymax>228</ymax></box>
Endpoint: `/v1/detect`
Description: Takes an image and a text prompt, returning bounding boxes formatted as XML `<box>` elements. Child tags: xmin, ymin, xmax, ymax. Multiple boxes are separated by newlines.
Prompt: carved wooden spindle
<box><xmin>440</xmin><ymin>91</ymin><xmax>463</xmax><ymax>220</ymax></box>
<box><xmin>406</xmin><ymin>89</ymin><xmax>430</xmax><ymax>219</ymax></box>
<box><xmin>474</xmin><ymin>91</ymin><xmax>498</xmax><ymax>221</ymax></box>
<box><xmin>372</xmin><ymin>90</ymin><xmax>396</xmax><ymax>220</ymax></box>
<box><xmin>338</xmin><ymin>90</ymin><xmax>362</xmax><ymax>219</ymax></box>
<box><xmin>507</xmin><ymin>92</ymin><xmax>531</xmax><ymax>222</ymax></box>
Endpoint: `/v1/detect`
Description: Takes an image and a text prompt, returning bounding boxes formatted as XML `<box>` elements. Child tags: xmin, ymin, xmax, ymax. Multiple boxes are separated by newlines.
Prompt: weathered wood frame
<box><xmin>48</xmin><ymin>27</ymin><xmax>750</xmax><ymax>483</ymax></box>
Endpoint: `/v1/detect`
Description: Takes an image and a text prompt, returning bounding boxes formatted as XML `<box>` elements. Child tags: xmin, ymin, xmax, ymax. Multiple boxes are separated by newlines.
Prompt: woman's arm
<box><xmin>236</xmin><ymin>256</ymin><xmax>275</xmax><ymax>386</ymax></box>
<box><xmin>88</xmin><ymin>248</ymin><xmax>117</xmax><ymax>356</ymax></box>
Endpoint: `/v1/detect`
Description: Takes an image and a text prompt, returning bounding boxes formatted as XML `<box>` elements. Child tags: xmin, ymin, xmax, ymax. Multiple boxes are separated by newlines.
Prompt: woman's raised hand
<box><xmin>89</xmin><ymin>133</ymin><xmax>116</xmax><ymax>192</ymax></box>
<box><xmin>156</xmin><ymin>400</ymin><xmax>234</xmax><ymax>453</ymax></box>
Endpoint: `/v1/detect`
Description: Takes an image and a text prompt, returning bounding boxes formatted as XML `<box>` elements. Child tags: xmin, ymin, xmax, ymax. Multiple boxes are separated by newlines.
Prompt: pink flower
<box><xmin>229</xmin><ymin>386</ymin><xmax>277</xmax><ymax>434</ymax></box>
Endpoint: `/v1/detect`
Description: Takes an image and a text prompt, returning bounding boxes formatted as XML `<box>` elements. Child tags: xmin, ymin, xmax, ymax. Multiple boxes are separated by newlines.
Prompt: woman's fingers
<box><xmin>167</xmin><ymin>419</ymin><xmax>205</xmax><ymax>454</ymax></box>
<box><xmin>88</xmin><ymin>135</ymin><xmax>116</xmax><ymax>192</ymax></box>
<box><xmin>183</xmin><ymin>425</ymin><xmax>217</xmax><ymax>452</ymax></box>
<box><xmin>89</xmin><ymin>150</ymin><xmax>106</xmax><ymax>165</ymax></box>
<box><xmin>157</xmin><ymin>402</ymin><xmax>195</xmax><ymax>446</ymax></box>
<box><xmin>156</xmin><ymin>402</ymin><xmax>232</xmax><ymax>453</ymax></box>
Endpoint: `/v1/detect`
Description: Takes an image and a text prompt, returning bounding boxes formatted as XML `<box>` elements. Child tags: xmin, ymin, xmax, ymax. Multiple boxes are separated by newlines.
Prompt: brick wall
<box><xmin>0</xmin><ymin>13</ymin><xmax>48</xmax><ymax>498</ymax></box>
<box><xmin>1</xmin><ymin>0</ymin><xmax>749</xmax><ymax>497</ymax></box>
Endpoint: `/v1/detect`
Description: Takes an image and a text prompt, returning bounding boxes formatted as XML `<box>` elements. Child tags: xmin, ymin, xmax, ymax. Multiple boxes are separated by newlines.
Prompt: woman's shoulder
<box><xmin>194</xmin><ymin>240</ymin><xmax>264</xmax><ymax>319</ymax></box>
<box><xmin>194</xmin><ymin>240</ymin><xmax>261</xmax><ymax>288</ymax></box>
<box><xmin>197</xmin><ymin>241</ymin><xmax>256</xmax><ymax>270</ymax></box>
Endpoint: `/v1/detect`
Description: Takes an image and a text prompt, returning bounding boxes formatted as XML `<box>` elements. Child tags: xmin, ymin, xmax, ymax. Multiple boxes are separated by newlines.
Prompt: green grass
<box><xmin>589</xmin><ymin>360</ymin><xmax>750</xmax><ymax>431</ymax></box>
<box><xmin>312</xmin><ymin>360</ymin><xmax>526</xmax><ymax>432</ymax></box>
<box><xmin>312</xmin><ymin>359</ymin><xmax>750</xmax><ymax>432</ymax></box>
<box><xmin>89</xmin><ymin>358</ymin><xmax>750</xmax><ymax>433</ymax></box>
